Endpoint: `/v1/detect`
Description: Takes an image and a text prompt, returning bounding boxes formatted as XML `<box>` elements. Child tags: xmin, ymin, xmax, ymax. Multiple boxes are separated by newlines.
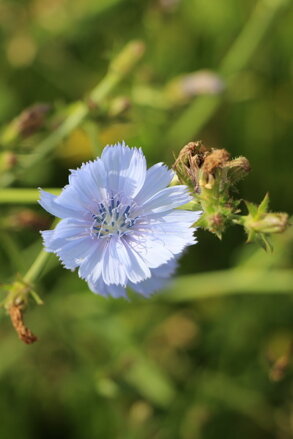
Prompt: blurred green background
<box><xmin>0</xmin><ymin>0</ymin><xmax>292</xmax><ymax>438</ymax></box>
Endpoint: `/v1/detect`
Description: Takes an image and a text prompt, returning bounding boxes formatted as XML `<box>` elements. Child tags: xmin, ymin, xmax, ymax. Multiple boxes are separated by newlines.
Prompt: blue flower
<box><xmin>39</xmin><ymin>142</ymin><xmax>201</xmax><ymax>298</ymax></box>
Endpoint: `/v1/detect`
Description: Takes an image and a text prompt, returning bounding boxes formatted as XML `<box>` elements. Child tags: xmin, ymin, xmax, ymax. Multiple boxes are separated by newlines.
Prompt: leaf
<box><xmin>257</xmin><ymin>193</ymin><xmax>270</xmax><ymax>216</ymax></box>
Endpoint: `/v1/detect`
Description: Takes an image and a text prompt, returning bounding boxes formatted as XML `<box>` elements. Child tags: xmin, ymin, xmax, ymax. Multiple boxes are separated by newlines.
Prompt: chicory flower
<box><xmin>39</xmin><ymin>142</ymin><xmax>200</xmax><ymax>297</ymax></box>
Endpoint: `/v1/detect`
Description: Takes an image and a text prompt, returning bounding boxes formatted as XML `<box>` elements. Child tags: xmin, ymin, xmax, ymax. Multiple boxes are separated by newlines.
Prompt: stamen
<box><xmin>91</xmin><ymin>197</ymin><xmax>139</xmax><ymax>239</ymax></box>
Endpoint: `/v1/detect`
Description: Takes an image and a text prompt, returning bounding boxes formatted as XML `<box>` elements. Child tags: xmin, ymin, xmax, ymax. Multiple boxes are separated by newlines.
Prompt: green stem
<box><xmin>164</xmin><ymin>268</ymin><xmax>293</xmax><ymax>301</ymax></box>
<box><xmin>167</xmin><ymin>0</ymin><xmax>290</xmax><ymax>147</ymax></box>
<box><xmin>23</xmin><ymin>249</ymin><xmax>51</xmax><ymax>285</ymax></box>
<box><xmin>0</xmin><ymin>41</ymin><xmax>145</xmax><ymax>187</ymax></box>
<box><xmin>0</xmin><ymin>188</ymin><xmax>60</xmax><ymax>203</ymax></box>
<box><xmin>23</xmin><ymin>218</ymin><xmax>59</xmax><ymax>285</ymax></box>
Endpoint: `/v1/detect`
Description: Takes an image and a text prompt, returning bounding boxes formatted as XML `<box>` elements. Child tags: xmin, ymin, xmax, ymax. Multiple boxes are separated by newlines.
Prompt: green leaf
<box><xmin>257</xmin><ymin>193</ymin><xmax>270</xmax><ymax>216</ymax></box>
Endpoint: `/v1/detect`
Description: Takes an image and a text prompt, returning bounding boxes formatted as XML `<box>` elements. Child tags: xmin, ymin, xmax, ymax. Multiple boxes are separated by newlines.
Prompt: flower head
<box><xmin>39</xmin><ymin>142</ymin><xmax>200</xmax><ymax>297</ymax></box>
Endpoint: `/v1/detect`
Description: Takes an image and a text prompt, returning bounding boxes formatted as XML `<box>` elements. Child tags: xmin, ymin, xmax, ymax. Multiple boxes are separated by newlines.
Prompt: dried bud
<box><xmin>269</xmin><ymin>355</ymin><xmax>289</xmax><ymax>382</ymax></box>
<box><xmin>173</xmin><ymin>141</ymin><xmax>209</xmax><ymax>189</ymax></box>
<box><xmin>8</xmin><ymin>304</ymin><xmax>38</xmax><ymax>344</ymax></box>
<box><xmin>6</xmin><ymin>209</ymin><xmax>51</xmax><ymax>231</ymax></box>
<box><xmin>110</xmin><ymin>41</ymin><xmax>145</xmax><ymax>76</ymax></box>
<box><xmin>2</xmin><ymin>278</ymin><xmax>43</xmax><ymax>343</ymax></box>
<box><xmin>159</xmin><ymin>0</ymin><xmax>181</xmax><ymax>12</ymax></box>
<box><xmin>0</xmin><ymin>151</ymin><xmax>18</xmax><ymax>171</ymax></box>
<box><xmin>17</xmin><ymin>103</ymin><xmax>51</xmax><ymax>137</ymax></box>
<box><xmin>108</xmin><ymin>96</ymin><xmax>131</xmax><ymax>117</ymax></box>
<box><xmin>173</xmin><ymin>141</ymin><xmax>252</xmax><ymax>239</ymax></box>
<box><xmin>165</xmin><ymin>70</ymin><xmax>225</xmax><ymax>104</ymax></box>
<box><xmin>201</xmin><ymin>148</ymin><xmax>230</xmax><ymax>174</ymax></box>
<box><xmin>223</xmin><ymin>156</ymin><xmax>251</xmax><ymax>184</ymax></box>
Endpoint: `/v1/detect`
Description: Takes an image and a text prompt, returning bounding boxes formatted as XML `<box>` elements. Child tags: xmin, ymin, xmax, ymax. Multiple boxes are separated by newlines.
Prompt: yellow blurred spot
<box><xmin>95</xmin><ymin>377</ymin><xmax>119</xmax><ymax>398</ymax></box>
<box><xmin>32</xmin><ymin>0</ymin><xmax>69</xmax><ymax>32</ymax></box>
<box><xmin>129</xmin><ymin>400</ymin><xmax>153</xmax><ymax>425</ymax></box>
<box><xmin>99</xmin><ymin>123</ymin><xmax>134</xmax><ymax>146</ymax></box>
<box><xmin>6</xmin><ymin>34</ymin><xmax>37</xmax><ymax>67</ymax></box>
<box><xmin>57</xmin><ymin>128</ymin><xmax>95</xmax><ymax>165</ymax></box>
<box><xmin>162</xmin><ymin>313</ymin><xmax>199</xmax><ymax>348</ymax></box>
<box><xmin>265</xmin><ymin>331</ymin><xmax>292</xmax><ymax>382</ymax></box>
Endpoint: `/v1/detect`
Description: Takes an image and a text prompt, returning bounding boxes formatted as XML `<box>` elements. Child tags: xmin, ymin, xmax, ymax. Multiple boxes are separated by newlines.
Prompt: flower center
<box><xmin>91</xmin><ymin>195</ymin><xmax>138</xmax><ymax>238</ymax></box>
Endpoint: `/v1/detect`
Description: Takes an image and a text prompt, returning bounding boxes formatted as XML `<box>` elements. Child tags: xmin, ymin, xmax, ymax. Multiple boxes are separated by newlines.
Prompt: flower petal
<box><xmin>56</xmin><ymin>237</ymin><xmax>94</xmax><ymax>269</ymax></box>
<box><xmin>134</xmin><ymin>162</ymin><xmax>174</xmax><ymax>204</ymax></box>
<box><xmin>78</xmin><ymin>239</ymin><xmax>107</xmax><ymax>281</ymax></box>
<box><xmin>154</xmin><ymin>209</ymin><xmax>201</xmax><ymax>225</ymax></box>
<box><xmin>41</xmin><ymin>218</ymin><xmax>92</xmax><ymax>269</ymax></box>
<box><xmin>127</xmin><ymin>233</ymin><xmax>174</xmax><ymax>269</ymax></box>
<box><xmin>88</xmin><ymin>277</ymin><xmax>127</xmax><ymax>298</ymax></box>
<box><xmin>102</xmin><ymin>237</ymin><xmax>127</xmax><ymax>286</ymax></box>
<box><xmin>130</xmin><ymin>258</ymin><xmax>178</xmax><ymax>296</ymax></box>
<box><xmin>42</xmin><ymin>218</ymin><xmax>91</xmax><ymax>247</ymax></box>
<box><xmin>101</xmin><ymin>142</ymin><xmax>146</xmax><ymax>198</ymax></box>
<box><xmin>118</xmin><ymin>238</ymin><xmax>151</xmax><ymax>283</ymax></box>
<box><xmin>39</xmin><ymin>190</ymin><xmax>82</xmax><ymax>219</ymax></box>
<box><xmin>136</xmin><ymin>186</ymin><xmax>192</xmax><ymax>216</ymax></box>
<box><xmin>55</xmin><ymin>159</ymin><xmax>107</xmax><ymax>213</ymax></box>
<box><xmin>144</xmin><ymin>221</ymin><xmax>196</xmax><ymax>254</ymax></box>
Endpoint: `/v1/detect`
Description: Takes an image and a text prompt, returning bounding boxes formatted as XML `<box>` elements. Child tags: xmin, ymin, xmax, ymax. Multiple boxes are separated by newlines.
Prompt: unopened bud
<box><xmin>240</xmin><ymin>195</ymin><xmax>290</xmax><ymax>250</ymax></box>
<box><xmin>165</xmin><ymin>70</ymin><xmax>225</xmax><ymax>104</ymax></box>
<box><xmin>208</xmin><ymin>213</ymin><xmax>226</xmax><ymax>238</ymax></box>
<box><xmin>110</xmin><ymin>41</ymin><xmax>145</xmax><ymax>76</ymax></box>
<box><xmin>0</xmin><ymin>151</ymin><xmax>18</xmax><ymax>171</ymax></box>
<box><xmin>17</xmin><ymin>103</ymin><xmax>51</xmax><ymax>137</ymax></box>
<box><xmin>108</xmin><ymin>96</ymin><xmax>131</xmax><ymax>117</ymax></box>
<box><xmin>7</xmin><ymin>209</ymin><xmax>51</xmax><ymax>231</ymax></box>
<box><xmin>246</xmin><ymin>212</ymin><xmax>289</xmax><ymax>234</ymax></box>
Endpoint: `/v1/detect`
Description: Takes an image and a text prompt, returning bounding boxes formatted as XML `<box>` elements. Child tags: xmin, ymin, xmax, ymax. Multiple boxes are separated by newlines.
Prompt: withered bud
<box><xmin>173</xmin><ymin>141</ymin><xmax>209</xmax><ymax>188</ymax></box>
<box><xmin>223</xmin><ymin>156</ymin><xmax>251</xmax><ymax>183</ymax></box>
<box><xmin>201</xmin><ymin>149</ymin><xmax>230</xmax><ymax>174</ymax></box>
<box><xmin>165</xmin><ymin>70</ymin><xmax>224</xmax><ymax>104</ymax></box>
<box><xmin>7</xmin><ymin>209</ymin><xmax>51</xmax><ymax>231</ymax></box>
<box><xmin>174</xmin><ymin>141</ymin><xmax>251</xmax><ymax>193</ymax></box>
<box><xmin>108</xmin><ymin>96</ymin><xmax>131</xmax><ymax>117</ymax></box>
<box><xmin>269</xmin><ymin>355</ymin><xmax>289</xmax><ymax>382</ymax></box>
<box><xmin>17</xmin><ymin>103</ymin><xmax>51</xmax><ymax>137</ymax></box>
<box><xmin>9</xmin><ymin>304</ymin><xmax>38</xmax><ymax>344</ymax></box>
<box><xmin>0</xmin><ymin>151</ymin><xmax>18</xmax><ymax>171</ymax></box>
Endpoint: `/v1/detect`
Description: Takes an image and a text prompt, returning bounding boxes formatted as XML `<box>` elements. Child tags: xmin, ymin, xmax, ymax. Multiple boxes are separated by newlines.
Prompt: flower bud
<box><xmin>165</xmin><ymin>70</ymin><xmax>224</xmax><ymax>105</ymax></box>
<box><xmin>17</xmin><ymin>103</ymin><xmax>51</xmax><ymax>137</ymax></box>
<box><xmin>239</xmin><ymin>194</ymin><xmax>289</xmax><ymax>251</ymax></box>
<box><xmin>173</xmin><ymin>141</ymin><xmax>252</xmax><ymax>239</ymax></box>
<box><xmin>173</xmin><ymin>141</ymin><xmax>209</xmax><ymax>190</ymax></box>
<box><xmin>5</xmin><ymin>209</ymin><xmax>51</xmax><ymax>231</ymax></box>
<box><xmin>0</xmin><ymin>151</ymin><xmax>18</xmax><ymax>171</ymax></box>
<box><xmin>244</xmin><ymin>212</ymin><xmax>289</xmax><ymax>234</ymax></box>
<box><xmin>223</xmin><ymin>156</ymin><xmax>251</xmax><ymax>184</ymax></box>
<box><xmin>108</xmin><ymin>96</ymin><xmax>131</xmax><ymax>117</ymax></box>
